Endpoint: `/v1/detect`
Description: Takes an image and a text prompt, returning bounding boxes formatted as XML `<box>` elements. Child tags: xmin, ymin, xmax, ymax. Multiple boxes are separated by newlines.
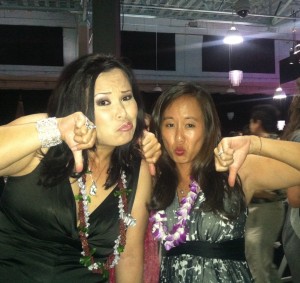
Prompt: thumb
<box><xmin>73</xmin><ymin>150</ymin><xmax>83</xmax><ymax>173</ymax></box>
<box><xmin>228</xmin><ymin>167</ymin><xmax>238</xmax><ymax>187</ymax></box>
<box><xmin>148</xmin><ymin>163</ymin><xmax>156</xmax><ymax>176</ymax></box>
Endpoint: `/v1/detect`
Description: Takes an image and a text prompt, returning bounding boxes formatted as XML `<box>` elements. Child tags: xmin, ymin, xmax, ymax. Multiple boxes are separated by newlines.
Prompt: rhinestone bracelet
<box><xmin>36</xmin><ymin>117</ymin><xmax>62</xmax><ymax>148</ymax></box>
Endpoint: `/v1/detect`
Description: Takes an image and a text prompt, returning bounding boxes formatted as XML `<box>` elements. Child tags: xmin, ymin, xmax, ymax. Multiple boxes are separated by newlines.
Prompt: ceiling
<box><xmin>0</xmin><ymin>1</ymin><xmax>299</xmax><ymax>28</ymax></box>
<box><xmin>0</xmin><ymin>0</ymin><xmax>82</xmax><ymax>12</ymax></box>
<box><xmin>121</xmin><ymin>0</ymin><xmax>300</xmax><ymax>28</ymax></box>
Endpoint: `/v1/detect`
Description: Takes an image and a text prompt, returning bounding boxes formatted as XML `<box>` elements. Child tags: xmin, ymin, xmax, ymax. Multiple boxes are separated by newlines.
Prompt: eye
<box><xmin>186</xmin><ymin>123</ymin><xmax>195</xmax><ymax>128</ymax></box>
<box><xmin>95</xmin><ymin>99</ymin><xmax>110</xmax><ymax>106</ymax></box>
<box><xmin>165</xmin><ymin>123</ymin><xmax>174</xmax><ymax>128</ymax></box>
<box><xmin>122</xmin><ymin>94</ymin><xmax>133</xmax><ymax>101</ymax></box>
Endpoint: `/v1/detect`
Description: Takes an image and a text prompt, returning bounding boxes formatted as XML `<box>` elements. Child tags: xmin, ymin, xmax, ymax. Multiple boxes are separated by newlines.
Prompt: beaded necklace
<box><xmin>150</xmin><ymin>179</ymin><xmax>204</xmax><ymax>251</ymax></box>
<box><xmin>76</xmin><ymin>171</ymin><xmax>136</xmax><ymax>279</ymax></box>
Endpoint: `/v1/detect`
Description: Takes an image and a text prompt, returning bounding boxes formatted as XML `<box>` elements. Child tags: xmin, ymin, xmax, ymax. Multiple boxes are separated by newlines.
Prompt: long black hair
<box><xmin>149</xmin><ymin>82</ymin><xmax>245</xmax><ymax>219</ymax></box>
<box><xmin>40</xmin><ymin>53</ymin><xmax>145</xmax><ymax>187</ymax></box>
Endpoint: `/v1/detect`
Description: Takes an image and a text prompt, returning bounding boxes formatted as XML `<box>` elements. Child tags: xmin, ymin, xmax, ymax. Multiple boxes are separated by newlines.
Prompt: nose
<box><xmin>175</xmin><ymin>126</ymin><xmax>185</xmax><ymax>142</ymax></box>
<box><xmin>116</xmin><ymin>102</ymin><xmax>127</xmax><ymax>120</ymax></box>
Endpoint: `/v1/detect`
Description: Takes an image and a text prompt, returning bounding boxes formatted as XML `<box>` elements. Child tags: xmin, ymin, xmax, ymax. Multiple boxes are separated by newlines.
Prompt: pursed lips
<box><xmin>174</xmin><ymin>147</ymin><xmax>185</xmax><ymax>156</ymax></box>
<box><xmin>118</xmin><ymin>121</ymin><xmax>133</xmax><ymax>131</ymax></box>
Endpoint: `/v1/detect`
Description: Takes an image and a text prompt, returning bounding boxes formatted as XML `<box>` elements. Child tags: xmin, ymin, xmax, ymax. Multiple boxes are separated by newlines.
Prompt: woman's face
<box><xmin>161</xmin><ymin>95</ymin><xmax>205</xmax><ymax>167</ymax></box>
<box><xmin>93</xmin><ymin>68</ymin><xmax>138</xmax><ymax>148</ymax></box>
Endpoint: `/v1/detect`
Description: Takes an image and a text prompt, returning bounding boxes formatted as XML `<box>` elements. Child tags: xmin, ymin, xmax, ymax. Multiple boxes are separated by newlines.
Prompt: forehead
<box><xmin>95</xmin><ymin>68</ymin><xmax>131</xmax><ymax>90</ymax></box>
<box><xmin>164</xmin><ymin>95</ymin><xmax>202</xmax><ymax>116</ymax></box>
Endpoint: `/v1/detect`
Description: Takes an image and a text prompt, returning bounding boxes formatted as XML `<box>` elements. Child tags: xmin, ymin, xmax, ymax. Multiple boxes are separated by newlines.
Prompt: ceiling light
<box><xmin>152</xmin><ymin>84</ymin><xmax>162</xmax><ymax>92</ymax></box>
<box><xmin>223</xmin><ymin>26</ymin><xmax>244</xmax><ymax>44</ymax></box>
<box><xmin>289</xmin><ymin>48</ymin><xmax>295</xmax><ymax>65</ymax></box>
<box><xmin>226</xmin><ymin>87</ymin><xmax>236</xmax><ymax>94</ymax></box>
<box><xmin>273</xmin><ymin>87</ymin><xmax>287</xmax><ymax>99</ymax></box>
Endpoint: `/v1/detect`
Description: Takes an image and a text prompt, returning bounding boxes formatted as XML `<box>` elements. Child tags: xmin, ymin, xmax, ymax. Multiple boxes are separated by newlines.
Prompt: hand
<box><xmin>58</xmin><ymin>112</ymin><xmax>97</xmax><ymax>173</ymax></box>
<box><xmin>214</xmin><ymin>136</ymin><xmax>252</xmax><ymax>187</ymax></box>
<box><xmin>140</xmin><ymin>130</ymin><xmax>161</xmax><ymax>176</ymax></box>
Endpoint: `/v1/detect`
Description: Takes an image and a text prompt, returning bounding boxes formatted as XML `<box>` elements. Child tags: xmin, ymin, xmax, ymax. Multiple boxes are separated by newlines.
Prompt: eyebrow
<box><xmin>94</xmin><ymin>90</ymin><xmax>132</xmax><ymax>97</ymax></box>
<box><xmin>163</xmin><ymin>116</ymin><xmax>198</xmax><ymax>120</ymax></box>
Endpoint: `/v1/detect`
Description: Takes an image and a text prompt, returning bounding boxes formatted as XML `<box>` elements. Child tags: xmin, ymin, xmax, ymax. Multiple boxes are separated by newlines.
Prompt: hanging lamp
<box><xmin>223</xmin><ymin>26</ymin><xmax>244</xmax><ymax>45</ymax></box>
<box><xmin>273</xmin><ymin>86</ymin><xmax>287</xmax><ymax>99</ymax></box>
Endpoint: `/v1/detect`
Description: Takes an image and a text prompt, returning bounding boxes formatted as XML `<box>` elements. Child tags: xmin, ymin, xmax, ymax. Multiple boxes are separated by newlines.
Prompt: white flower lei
<box><xmin>77</xmin><ymin>170</ymin><xmax>136</xmax><ymax>274</ymax></box>
<box><xmin>150</xmin><ymin>179</ymin><xmax>205</xmax><ymax>251</ymax></box>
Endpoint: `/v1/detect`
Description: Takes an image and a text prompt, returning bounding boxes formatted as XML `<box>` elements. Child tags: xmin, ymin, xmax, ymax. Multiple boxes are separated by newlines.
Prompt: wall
<box><xmin>122</xmin><ymin>16</ymin><xmax>299</xmax><ymax>95</ymax></box>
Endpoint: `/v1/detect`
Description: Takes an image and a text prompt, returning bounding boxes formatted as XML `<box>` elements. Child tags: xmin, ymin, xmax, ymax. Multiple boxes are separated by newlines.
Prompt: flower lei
<box><xmin>150</xmin><ymin>179</ymin><xmax>204</xmax><ymax>251</ymax></box>
<box><xmin>76</xmin><ymin>171</ymin><xmax>136</xmax><ymax>279</ymax></box>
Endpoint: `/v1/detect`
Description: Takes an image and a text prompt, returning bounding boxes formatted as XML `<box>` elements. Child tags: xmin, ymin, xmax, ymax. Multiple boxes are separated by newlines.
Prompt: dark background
<box><xmin>0</xmin><ymin>25</ymin><xmax>63</xmax><ymax>66</ymax></box>
<box><xmin>0</xmin><ymin>89</ymin><xmax>291</xmax><ymax>137</ymax></box>
<box><xmin>0</xmin><ymin>27</ymin><xmax>294</xmax><ymax>134</ymax></box>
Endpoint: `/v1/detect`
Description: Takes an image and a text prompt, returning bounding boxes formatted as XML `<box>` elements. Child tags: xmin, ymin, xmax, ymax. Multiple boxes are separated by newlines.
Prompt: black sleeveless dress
<box><xmin>0</xmin><ymin>160</ymin><xmax>140</xmax><ymax>283</ymax></box>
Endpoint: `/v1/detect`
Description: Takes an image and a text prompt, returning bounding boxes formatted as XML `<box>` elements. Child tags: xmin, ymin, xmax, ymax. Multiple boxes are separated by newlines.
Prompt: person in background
<box><xmin>149</xmin><ymin>82</ymin><xmax>300</xmax><ymax>283</ymax></box>
<box><xmin>280</xmin><ymin>89</ymin><xmax>300</xmax><ymax>282</ymax></box>
<box><xmin>0</xmin><ymin>53</ymin><xmax>161</xmax><ymax>283</ymax></box>
<box><xmin>246</xmin><ymin>104</ymin><xmax>286</xmax><ymax>283</ymax></box>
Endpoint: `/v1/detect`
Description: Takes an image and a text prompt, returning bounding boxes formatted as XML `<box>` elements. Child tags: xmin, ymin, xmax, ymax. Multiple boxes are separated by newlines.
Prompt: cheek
<box><xmin>190</xmin><ymin>131</ymin><xmax>204</xmax><ymax>149</ymax></box>
<box><xmin>129</xmin><ymin>101</ymin><xmax>138</xmax><ymax>115</ymax></box>
<box><xmin>95</xmin><ymin>112</ymin><xmax>111</xmax><ymax>126</ymax></box>
<box><xmin>162</xmin><ymin>133</ymin><xmax>174</xmax><ymax>152</ymax></box>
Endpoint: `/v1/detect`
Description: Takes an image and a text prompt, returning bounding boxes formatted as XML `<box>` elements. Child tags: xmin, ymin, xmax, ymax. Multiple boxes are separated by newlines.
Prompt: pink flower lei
<box><xmin>150</xmin><ymin>179</ymin><xmax>204</xmax><ymax>251</ymax></box>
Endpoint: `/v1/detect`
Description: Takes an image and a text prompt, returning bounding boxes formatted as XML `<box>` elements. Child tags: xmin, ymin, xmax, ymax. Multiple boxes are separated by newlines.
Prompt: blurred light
<box><xmin>229</xmin><ymin>70</ymin><xmax>243</xmax><ymax>86</ymax></box>
<box><xmin>273</xmin><ymin>87</ymin><xmax>287</xmax><ymax>99</ymax></box>
<box><xmin>223</xmin><ymin>26</ymin><xmax>244</xmax><ymax>45</ymax></box>
<box><xmin>289</xmin><ymin>48</ymin><xmax>295</xmax><ymax>64</ymax></box>
<box><xmin>226</xmin><ymin>87</ymin><xmax>236</xmax><ymax>93</ymax></box>
<box><xmin>152</xmin><ymin>84</ymin><xmax>162</xmax><ymax>92</ymax></box>
<box><xmin>277</xmin><ymin>120</ymin><xmax>285</xmax><ymax>131</ymax></box>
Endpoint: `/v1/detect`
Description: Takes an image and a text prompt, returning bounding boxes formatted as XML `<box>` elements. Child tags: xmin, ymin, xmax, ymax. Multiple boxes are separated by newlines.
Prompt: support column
<box><xmin>78</xmin><ymin>21</ymin><xmax>89</xmax><ymax>56</ymax></box>
<box><xmin>92</xmin><ymin>0</ymin><xmax>120</xmax><ymax>56</ymax></box>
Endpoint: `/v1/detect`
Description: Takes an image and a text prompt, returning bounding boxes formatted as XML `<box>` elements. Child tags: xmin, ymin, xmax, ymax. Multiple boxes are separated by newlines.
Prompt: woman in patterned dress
<box><xmin>149</xmin><ymin>81</ymin><xmax>300</xmax><ymax>283</ymax></box>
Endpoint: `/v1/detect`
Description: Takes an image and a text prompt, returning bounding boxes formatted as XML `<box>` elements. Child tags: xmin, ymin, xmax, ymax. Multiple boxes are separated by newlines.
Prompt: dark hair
<box><xmin>281</xmin><ymin>95</ymin><xmax>300</xmax><ymax>140</ymax></box>
<box><xmin>250</xmin><ymin>104</ymin><xmax>279</xmax><ymax>133</ymax></box>
<box><xmin>149</xmin><ymin>82</ymin><xmax>245</xmax><ymax>219</ymax></box>
<box><xmin>41</xmin><ymin>53</ymin><xmax>145</xmax><ymax>187</ymax></box>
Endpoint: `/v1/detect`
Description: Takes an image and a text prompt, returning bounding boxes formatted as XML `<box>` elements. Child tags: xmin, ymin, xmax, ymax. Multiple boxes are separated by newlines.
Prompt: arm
<box><xmin>0</xmin><ymin>113</ymin><xmax>47</xmax><ymax>176</ymax></box>
<box><xmin>237</xmin><ymin>154</ymin><xmax>300</xmax><ymax>203</ymax></box>
<box><xmin>140</xmin><ymin>130</ymin><xmax>161</xmax><ymax>176</ymax></box>
<box><xmin>0</xmin><ymin>112</ymin><xmax>96</xmax><ymax>177</ymax></box>
<box><xmin>115</xmin><ymin>160</ymin><xmax>152</xmax><ymax>283</ymax></box>
<box><xmin>215</xmin><ymin>135</ymin><xmax>300</xmax><ymax>187</ymax></box>
<box><xmin>252</xmin><ymin>190</ymin><xmax>277</xmax><ymax>200</ymax></box>
<box><xmin>287</xmin><ymin>186</ymin><xmax>300</xmax><ymax>208</ymax></box>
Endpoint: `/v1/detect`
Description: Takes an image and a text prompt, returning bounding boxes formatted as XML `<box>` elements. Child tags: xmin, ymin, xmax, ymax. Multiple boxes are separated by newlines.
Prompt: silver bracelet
<box><xmin>36</xmin><ymin>117</ymin><xmax>62</xmax><ymax>148</ymax></box>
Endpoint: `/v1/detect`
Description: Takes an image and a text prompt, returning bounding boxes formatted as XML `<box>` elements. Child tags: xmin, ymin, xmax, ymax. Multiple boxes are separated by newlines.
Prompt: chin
<box><xmin>117</xmin><ymin>132</ymin><xmax>135</xmax><ymax>146</ymax></box>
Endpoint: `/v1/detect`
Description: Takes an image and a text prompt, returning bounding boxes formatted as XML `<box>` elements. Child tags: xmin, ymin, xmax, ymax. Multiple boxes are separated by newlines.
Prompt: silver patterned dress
<box><xmin>159</xmin><ymin>191</ymin><xmax>254</xmax><ymax>283</ymax></box>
